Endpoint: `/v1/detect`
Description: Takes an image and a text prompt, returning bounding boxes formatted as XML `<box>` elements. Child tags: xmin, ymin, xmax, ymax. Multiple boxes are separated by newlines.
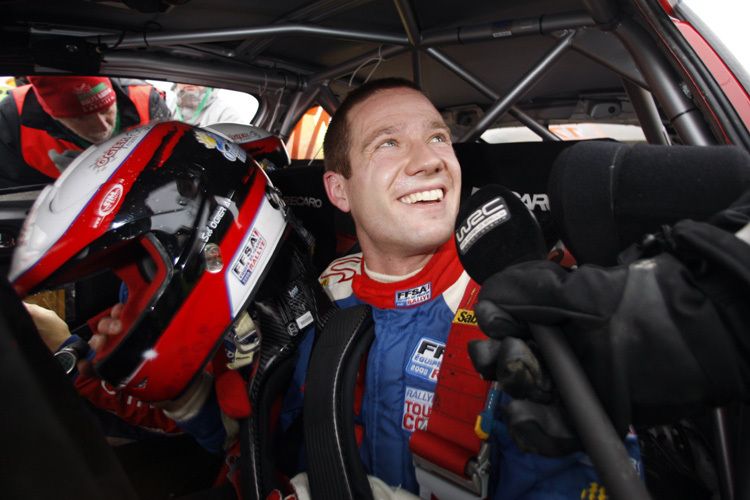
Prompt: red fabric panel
<box><xmin>409</xmin><ymin>429</ymin><xmax>475</xmax><ymax>478</ymax></box>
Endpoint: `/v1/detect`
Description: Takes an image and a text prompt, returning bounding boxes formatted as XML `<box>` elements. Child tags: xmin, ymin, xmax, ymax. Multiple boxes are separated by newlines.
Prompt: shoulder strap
<box><xmin>409</xmin><ymin>282</ymin><xmax>491</xmax><ymax>499</ymax></box>
<box><xmin>304</xmin><ymin>303</ymin><xmax>375</xmax><ymax>500</ymax></box>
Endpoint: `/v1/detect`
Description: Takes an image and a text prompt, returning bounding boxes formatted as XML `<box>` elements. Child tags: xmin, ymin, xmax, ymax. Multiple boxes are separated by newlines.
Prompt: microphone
<box><xmin>548</xmin><ymin>141</ymin><xmax>750</xmax><ymax>266</ymax></box>
<box><xmin>453</xmin><ymin>184</ymin><xmax>651</xmax><ymax>500</ymax></box>
<box><xmin>454</xmin><ymin>184</ymin><xmax>546</xmax><ymax>281</ymax></box>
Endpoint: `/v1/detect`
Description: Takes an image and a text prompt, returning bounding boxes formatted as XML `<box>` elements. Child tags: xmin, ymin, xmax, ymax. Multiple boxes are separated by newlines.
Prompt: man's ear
<box><xmin>323</xmin><ymin>171</ymin><xmax>351</xmax><ymax>212</ymax></box>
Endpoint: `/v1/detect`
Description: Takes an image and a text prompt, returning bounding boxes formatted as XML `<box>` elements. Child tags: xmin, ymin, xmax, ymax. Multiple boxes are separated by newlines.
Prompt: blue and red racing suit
<box><xmin>285</xmin><ymin>238</ymin><xmax>643</xmax><ymax>499</ymax></box>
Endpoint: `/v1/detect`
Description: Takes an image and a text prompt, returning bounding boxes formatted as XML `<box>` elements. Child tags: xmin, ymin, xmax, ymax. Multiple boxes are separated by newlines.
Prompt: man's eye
<box><xmin>430</xmin><ymin>134</ymin><xmax>447</xmax><ymax>143</ymax></box>
<box><xmin>379</xmin><ymin>139</ymin><xmax>396</xmax><ymax>148</ymax></box>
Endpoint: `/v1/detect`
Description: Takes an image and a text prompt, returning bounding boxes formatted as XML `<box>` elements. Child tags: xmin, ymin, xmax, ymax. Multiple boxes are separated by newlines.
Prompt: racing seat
<box><xmin>268</xmin><ymin>163</ymin><xmax>338</xmax><ymax>273</ymax></box>
<box><xmin>271</xmin><ymin>161</ymin><xmax>358</xmax><ymax>272</ymax></box>
<box><xmin>454</xmin><ymin>140</ymin><xmax>601</xmax><ymax>248</ymax></box>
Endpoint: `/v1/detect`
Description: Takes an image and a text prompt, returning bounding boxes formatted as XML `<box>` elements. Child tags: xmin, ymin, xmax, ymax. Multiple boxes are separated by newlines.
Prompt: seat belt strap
<box><xmin>409</xmin><ymin>281</ymin><xmax>491</xmax><ymax>500</ymax></box>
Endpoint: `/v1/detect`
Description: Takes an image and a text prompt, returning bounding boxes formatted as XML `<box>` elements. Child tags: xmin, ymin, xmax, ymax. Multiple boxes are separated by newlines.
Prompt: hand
<box><xmin>467</xmin><ymin>335</ymin><xmax>582</xmax><ymax>456</ymax></box>
<box><xmin>474</xmin><ymin>248</ymin><xmax>748</xmax><ymax>439</ymax></box>
<box><xmin>24</xmin><ymin>302</ymin><xmax>71</xmax><ymax>351</ymax></box>
<box><xmin>67</xmin><ymin>303</ymin><xmax>125</xmax><ymax>378</ymax></box>
<box><xmin>47</xmin><ymin>149</ymin><xmax>82</xmax><ymax>172</ymax></box>
<box><xmin>90</xmin><ymin>305</ymin><xmax>217</xmax><ymax>412</ymax></box>
<box><xmin>89</xmin><ymin>302</ymin><xmax>124</xmax><ymax>351</ymax></box>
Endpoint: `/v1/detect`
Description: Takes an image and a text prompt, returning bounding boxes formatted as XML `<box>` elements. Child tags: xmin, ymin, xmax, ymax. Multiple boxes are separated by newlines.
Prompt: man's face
<box><xmin>330</xmin><ymin>87</ymin><xmax>462</xmax><ymax>265</ymax></box>
<box><xmin>176</xmin><ymin>84</ymin><xmax>207</xmax><ymax>109</ymax></box>
<box><xmin>56</xmin><ymin>103</ymin><xmax>118</xmax><ymax>145</ymax></box>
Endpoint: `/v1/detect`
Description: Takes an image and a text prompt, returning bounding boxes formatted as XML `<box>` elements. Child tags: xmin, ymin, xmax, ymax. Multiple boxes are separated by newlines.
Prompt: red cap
<box><xmin>28</xmin><ymin>76</ymin><xmax>116</xmax><ymax>118</ymax></box>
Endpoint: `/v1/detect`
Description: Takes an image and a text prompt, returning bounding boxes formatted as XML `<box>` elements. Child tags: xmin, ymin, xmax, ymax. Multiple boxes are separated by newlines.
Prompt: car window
<box><xmin>0</xmin><ymin>77</ymin><xmax>16</xmax><ymax>100</ymax></box>
<box><xmin>147</xmin><ymin>80</ymin><xmax>259</xmax><ymax>125</ymax></box>
<box><xmin>670</xmin><ymin>1</ymin><xmax>750</xmax><ymax>133</ymax></box>
<box><xmin>286</xmin><ymin>106</ymin><xmax>330</xmax><ymax>161</ymax></box>
<box><xmin>679</xmin><ymin>0</ymin><xmax>750</xmax><ymax>78</ymax></box>
<box><xmin>482</xmin><ymin>123</ymin><xmax>646</xmax><ymax>144</ymax></box>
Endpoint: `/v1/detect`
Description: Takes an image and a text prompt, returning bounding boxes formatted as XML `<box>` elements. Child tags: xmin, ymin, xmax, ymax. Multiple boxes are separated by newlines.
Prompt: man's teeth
<box><xmin>399</xmin><ymin>189</ymin><xmax>444</xmax><ymax>204</ymax></box>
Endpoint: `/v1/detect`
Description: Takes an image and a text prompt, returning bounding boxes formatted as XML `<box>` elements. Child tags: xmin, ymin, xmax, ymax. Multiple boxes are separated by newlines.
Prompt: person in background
<box><xmin>168</xmin><ymin>83</ymin><xmax>249</xmax><ymax>127</ymax></box>
<box><xmin>0</xmin><ymin>76</ymin><xmax>169</xmax><ymax>188</ymax></box>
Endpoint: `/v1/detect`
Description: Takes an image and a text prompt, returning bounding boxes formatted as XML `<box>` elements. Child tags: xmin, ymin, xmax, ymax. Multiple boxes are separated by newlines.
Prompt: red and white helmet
<box><xmin>9</xmin><ymin>121</ymin><xmax>293</xmax><ymax>401</ymax></box>
<box><xmin>206</xmin><ymin>122</ymin><xmax>291</xmax><ymax>171</ymax></box>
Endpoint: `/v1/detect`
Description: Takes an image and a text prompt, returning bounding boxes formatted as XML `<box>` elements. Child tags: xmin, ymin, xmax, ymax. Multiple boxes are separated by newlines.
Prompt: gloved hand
<box><xmin>48</xmin><ymin>149</ymin><xmax>82</xmax><ymax>172</ymax></box>
<box><xmin>469</xmin><ymin>333</ymin><xmax>583</xmax><ymax>456</ymax></box>
<box><xmin>473</xmin><ymin>219</ymin><xmax>750</xmax><ymax>447</ymax></box>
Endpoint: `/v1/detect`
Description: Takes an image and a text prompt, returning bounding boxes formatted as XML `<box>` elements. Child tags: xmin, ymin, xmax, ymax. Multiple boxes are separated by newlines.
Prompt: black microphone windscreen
<box><xmin>454</xmin><ymin>184</ymin><xmax>547</xmax><ymax>284</ymax></box>
<box><xmin>549</xmin><ymin>141</ymin><xmax>750</xmax><ymax>266</ymax></box>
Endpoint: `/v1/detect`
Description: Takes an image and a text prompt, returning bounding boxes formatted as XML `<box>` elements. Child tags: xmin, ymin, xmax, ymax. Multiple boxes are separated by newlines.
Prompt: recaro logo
<box><xmin>283</xmin><ymin>196</ymin><xmax>323</xmax><ymax>208</ymax></box>
<box><xmin>514</xmin><ymin>192</ymin><xmax>550</xmax><ymax>211</ymax></box>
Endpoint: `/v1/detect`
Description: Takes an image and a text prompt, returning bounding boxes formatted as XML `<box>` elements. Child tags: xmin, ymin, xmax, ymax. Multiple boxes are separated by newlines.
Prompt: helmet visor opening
<box><xmin>93</xmin><ymin>233</ymin><xmax>174</xmax><ymax>383</ymax></box>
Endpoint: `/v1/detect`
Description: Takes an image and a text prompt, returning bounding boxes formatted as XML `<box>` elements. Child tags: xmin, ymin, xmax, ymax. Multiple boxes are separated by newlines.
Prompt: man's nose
<box><xmin>91</xmin><ymin>112</ymin><xmax>111</xmax><ymax>129</ymax></box>
<box><xmin>405</xmin><ymin>141</ymin><xmax>445</xmax><ymax>175</ymax></box>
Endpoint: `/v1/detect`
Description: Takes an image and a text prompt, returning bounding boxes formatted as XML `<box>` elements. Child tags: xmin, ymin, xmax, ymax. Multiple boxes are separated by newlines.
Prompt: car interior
<box><xmin>1</xmin><ymin>0</ymin><xmax>750</xmax><ymax>498</ymax></box>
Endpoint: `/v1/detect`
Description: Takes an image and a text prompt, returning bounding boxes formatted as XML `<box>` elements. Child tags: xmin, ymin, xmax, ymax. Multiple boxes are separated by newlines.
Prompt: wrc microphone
<box><xmin>454</xmin><ymin>184</ymin><xmax>546</xmax><ymax>280</ymax></box>
<box><xmin>453</xmin><ymin>184</ymin><xmax>651</xmax><ymax>500</ymax></box>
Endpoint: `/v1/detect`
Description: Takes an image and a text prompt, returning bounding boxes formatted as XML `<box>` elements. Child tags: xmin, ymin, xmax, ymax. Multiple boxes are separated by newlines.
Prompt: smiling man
<box><xmin>309</xmin><ymin>77</ymin><xmax>643</xmax><ymax>498</ymax></box>
<box><xmin>323</xmin><ymin>79</ymin><xmax>461</xmax><ymax>275</ymax></box>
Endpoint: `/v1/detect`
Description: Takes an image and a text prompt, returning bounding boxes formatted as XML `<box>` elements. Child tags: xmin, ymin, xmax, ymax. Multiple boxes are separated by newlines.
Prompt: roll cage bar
<box><xmin>28</xmin><ymin>0</ymin><xmax>728</xmax><ymax>147</ymax></box>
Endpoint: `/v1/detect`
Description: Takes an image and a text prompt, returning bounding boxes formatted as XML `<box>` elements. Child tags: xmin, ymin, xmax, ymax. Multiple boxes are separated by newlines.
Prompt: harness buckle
<box><xmin>413</xmin><ymin>441</ymin><xmax>490</xmax><ymax>500</ymax></box>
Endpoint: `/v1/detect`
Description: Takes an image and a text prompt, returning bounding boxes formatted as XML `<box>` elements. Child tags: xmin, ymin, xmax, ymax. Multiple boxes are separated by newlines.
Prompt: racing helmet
<box><xmin>206</xmin><ymin>122</ymin><xmax>291</xmax><ymax>171</ymax></box>
<box><xmin>9</xmin><ymin>121</ymin><xmax>295</xmax><ymax>402</ymax></box>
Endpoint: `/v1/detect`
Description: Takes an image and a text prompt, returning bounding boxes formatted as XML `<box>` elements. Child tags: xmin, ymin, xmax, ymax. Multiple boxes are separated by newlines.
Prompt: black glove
<box><xmin>474</xmin><ymin>219</ymin><xmax>750</xmax><ymax>446</ymax></box>
<box><xmin>469</xmin><ymin>332</ymin><xmax>585</xmax><ymax>456</ymax></box>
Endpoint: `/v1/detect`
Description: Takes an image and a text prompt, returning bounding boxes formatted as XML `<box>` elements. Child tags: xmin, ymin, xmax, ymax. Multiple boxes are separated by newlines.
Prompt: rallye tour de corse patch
<box><xmin>403</xmin><ymin>386</ymin><xmax>433</xmax><ymax>432</ymax></box>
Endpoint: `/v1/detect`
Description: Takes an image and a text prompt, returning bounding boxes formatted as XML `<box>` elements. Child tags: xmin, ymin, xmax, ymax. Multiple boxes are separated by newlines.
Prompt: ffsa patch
<box><xmin>406</xmin><ymin>337</ymin><xmax>444</xmax><ymax>382</ymax></box>
<box><xmin>395</xmin><ymin>282</ymin><xmax>431</xmax><ymax>308</ymax></box>
<box><xmin>231</xmin><ymin>228</ymin><xmax>266</xmax><ymax>285</ymax></box>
